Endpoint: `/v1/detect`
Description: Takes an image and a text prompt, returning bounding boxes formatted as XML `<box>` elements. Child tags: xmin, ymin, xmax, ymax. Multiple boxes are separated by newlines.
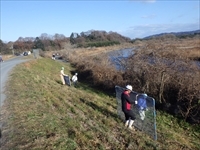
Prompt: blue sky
<box><xmin>1</xmin><ymin>0</ymin><xmax>199</xmax><ymax>42</ymax></box>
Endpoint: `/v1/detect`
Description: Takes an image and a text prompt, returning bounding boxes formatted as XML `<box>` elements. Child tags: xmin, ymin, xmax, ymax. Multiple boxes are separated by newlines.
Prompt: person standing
<box><xmin>71</xmin><ymin>73</ymin><xmax>78</xmax><ymax>87</ymax></box>
<box><xmin>52</xmin><ymin>54</ymin><xmax>55</xmax><ymax>60</ymax></box>
<box><xmin>121</xmin><ymin>85</ymin><xmax>136</xmax><ymax>130</ymax></box>
<box><xmin>0</xmin><ymin>54</ymin><xmax>4</xmax><ymax>62</ymax></box>
<box><xmin>60</xmin><ymin>67</ymin><xmax>67</xmax><ymax>85</ymax></box>
<box><xmin>136</xmin><ymin>94</ymin><xmax>148</xmax><ymax>120</ymax></box>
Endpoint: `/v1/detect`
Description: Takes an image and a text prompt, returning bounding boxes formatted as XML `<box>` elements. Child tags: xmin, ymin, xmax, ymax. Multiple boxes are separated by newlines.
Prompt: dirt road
<box><xmin>0</xmin><ymin>56</ymin><xmax>32</xmax><ymax>131</ymax></box>
<box><xmin>0</xmin><ymin>56</ymin><xmax>32</xmax><ymax>107</ymax></box>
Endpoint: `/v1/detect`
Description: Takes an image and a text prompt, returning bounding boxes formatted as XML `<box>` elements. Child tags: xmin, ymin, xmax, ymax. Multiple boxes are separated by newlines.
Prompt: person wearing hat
<box><xmin>71</xmin><ymin>73</ymin><xmax>78</xmax><ymax>87</ymax></box>
<box><xmin>52</xmin><ymin>53</ymin><xmax>56</xmax><ymax>60</ymax></box>
<box><xmin>136</xmin><ymin>93</ymin><xmax>148</xmax><ymax>120</ymax></box>
<box><xmin>121</xmin><ymin>85</ymin><xmax>136</xmax><ymax>130</ymax></box>
<box><xmin>60</xmin><ymin>67</ymin><xmax>68</xmax><ymax>85</ymax></box>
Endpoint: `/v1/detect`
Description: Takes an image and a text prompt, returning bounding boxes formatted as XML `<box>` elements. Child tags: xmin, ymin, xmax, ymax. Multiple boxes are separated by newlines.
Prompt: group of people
<box><xmin>121</xmin><ymin>85</ymin><xmax>147</xmax><ymax>131</ymax></box>
<box><xmin>61</xmin><ymin>65</ymin><xmax>146</xmax><ymax>131</ymax></box>
<box><xmin>60</xmin><ymin>67</ymin><xmax>78</xmax><ymax>87</ymax></box>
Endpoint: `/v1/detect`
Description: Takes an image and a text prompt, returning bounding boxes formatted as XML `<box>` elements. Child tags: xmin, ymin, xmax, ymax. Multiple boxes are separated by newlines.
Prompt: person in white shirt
<box><xmin>52</xmin><ymin>54</ymin><xmax>55</xmax><ymax>60</ymax></box>
<box><xmin>71</xmin><ymin>73</ymin><xmax>78</xmax><ymax>87</ymax></box>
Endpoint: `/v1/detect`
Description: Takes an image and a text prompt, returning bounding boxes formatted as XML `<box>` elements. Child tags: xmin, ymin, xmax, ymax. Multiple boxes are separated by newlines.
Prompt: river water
<box><xmin>108</xmin><ymin>48</ymin><xmax>134</xmax><ymax>70</ymax></box>
<box><xmin>108</xmin><ymin>48</ymin><xmax>200</xmax><ymax>71</ymax></box>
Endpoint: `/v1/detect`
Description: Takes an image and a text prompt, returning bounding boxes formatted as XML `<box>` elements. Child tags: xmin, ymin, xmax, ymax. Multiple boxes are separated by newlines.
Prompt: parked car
<box><xmin>23</xmin><ymin>52</ymin><xmax>28</xmax><ymax>56</ymax></box>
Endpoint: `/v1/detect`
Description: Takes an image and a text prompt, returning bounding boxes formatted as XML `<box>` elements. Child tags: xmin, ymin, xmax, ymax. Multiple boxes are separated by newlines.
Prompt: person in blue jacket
<box><xmin>136</xmin><ymin>93</ymin><xmax>148</xmax><ymax>120</ymax></box>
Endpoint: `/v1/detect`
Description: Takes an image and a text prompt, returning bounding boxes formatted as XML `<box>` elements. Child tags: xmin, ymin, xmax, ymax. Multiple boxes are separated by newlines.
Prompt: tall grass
<box><xmin>0</xmin><ymin>58</ymin><xmax>199</xmax><ymax>150</ymax></box>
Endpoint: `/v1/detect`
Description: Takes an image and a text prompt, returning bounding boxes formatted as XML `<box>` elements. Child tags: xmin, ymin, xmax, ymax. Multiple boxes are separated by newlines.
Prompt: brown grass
<box><xmin>1</xmin><ymin>55</ymin><xmax>14</xmax><ymax>60</ymax></box>
<box><xmin>57</xmin><ymin>37</ymin><xmax>200</xmax><ymax>123</ymax></box>
<box><xmin>1</xmin><ymin>58</ymin><xmax>199</xmax><ymax>150</ymax></box>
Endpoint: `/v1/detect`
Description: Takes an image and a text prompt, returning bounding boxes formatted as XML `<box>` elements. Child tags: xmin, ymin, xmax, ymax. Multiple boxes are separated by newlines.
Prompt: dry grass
<box><xmin>44</xmin><ymin>43</ymin><xmax>135</xmax><ymax>59</ymax></box>
<box><xmin>1</xmin><ymin>54</ymin><xmax>15</xmax><ymax>60</ymax></box>
<box><xmin>0</xmin><ymin>37</ymin><xmax>200</xmax><ymax>149</ymax></box>
<box><xmin>138</xmin><ymin>37</ymin><xmax>200</xmax><ymax>59</ymax></box>
<box><xmin>44</xmin><ymin>38</ymin><xmax>199</xmax><ymax>61</ymax></box>
<box><xmin>0</xmin><ymin>57</ymin><xmax>199</xmax><ymax>150</ymax></box>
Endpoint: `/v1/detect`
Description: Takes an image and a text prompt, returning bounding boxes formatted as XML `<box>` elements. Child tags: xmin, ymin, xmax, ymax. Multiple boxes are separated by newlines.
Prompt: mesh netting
<box><xmin>115</xmin><ymin>85</ymin><xmax>157</xmax><ymax>140</ymax></box>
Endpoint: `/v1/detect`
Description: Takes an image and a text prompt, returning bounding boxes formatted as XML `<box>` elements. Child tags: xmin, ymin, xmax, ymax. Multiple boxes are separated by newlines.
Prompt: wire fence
<box><xmin>115</xmin><ymin>85</ymin><xmax>157</xmax><ymax>140</ymax></box>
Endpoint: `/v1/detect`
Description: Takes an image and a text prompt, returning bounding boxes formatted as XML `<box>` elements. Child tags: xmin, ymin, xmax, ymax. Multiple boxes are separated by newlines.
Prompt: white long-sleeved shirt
<box><xmin>72</xmin><ymin>75</ymin><xmax>78</xmax><ymax>82</ymax></box>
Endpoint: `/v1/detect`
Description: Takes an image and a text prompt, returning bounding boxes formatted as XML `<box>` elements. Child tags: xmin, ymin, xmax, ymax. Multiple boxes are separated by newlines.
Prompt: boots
<box><xmin>124</xmin><ymin>120</ymin><xmax>129</xmax><ymax>127</ymax></box>
<box><xmin>128</xmin><ymin>120</ymin><xmax>135</xmax><ymax>131</ymax></box>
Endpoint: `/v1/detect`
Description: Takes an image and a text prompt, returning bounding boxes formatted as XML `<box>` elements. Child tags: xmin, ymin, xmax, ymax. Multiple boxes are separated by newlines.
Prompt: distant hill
<box><xmin>143</xmin><ymin>29</ymin><xmax>200</xmax><ymax>39</ymax></box>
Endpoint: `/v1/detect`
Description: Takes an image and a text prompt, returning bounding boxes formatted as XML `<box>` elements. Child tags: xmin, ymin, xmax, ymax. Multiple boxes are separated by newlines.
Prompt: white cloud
<box><xmin>143</xmin><ymin>0</ymin><xmax>156</xmax><ymax>3</ymax></box>
<box><xmin>131</xmin><ymin>0</ymin><xmax>156</xmax><ymax>3</ymax></box>
<box><xmin>118</xmin><ymin>22</ymin><xmax>200</xmax><ymax>39</ymax></box>
<box><xmin>140</xmin><ymin>0</ymin><xmax>156</xmax><ymax>3</ymax></box>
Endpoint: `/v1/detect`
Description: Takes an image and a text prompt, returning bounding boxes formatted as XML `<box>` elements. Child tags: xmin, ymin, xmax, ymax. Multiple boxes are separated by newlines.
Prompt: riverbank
<box><xmin>44</xmin><ymin>37</ymin><xmax>200</xmax><ymax>61</ymax></box>
<box><xmin>1</xmin><ymin>57</ymin><xmax>199</xmax><ymax>149</ymax></box>
<box><xmin>44</xmin><ymin>42</ymin><xmax>135</xmax><ymax>58</ymax></box>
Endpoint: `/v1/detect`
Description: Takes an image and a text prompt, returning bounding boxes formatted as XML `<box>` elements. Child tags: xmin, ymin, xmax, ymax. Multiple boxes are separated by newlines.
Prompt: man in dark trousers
<box><xmin>121</xmin><ymin>85</ymin><xmax>136</xmax><ymax>130</ymax></box>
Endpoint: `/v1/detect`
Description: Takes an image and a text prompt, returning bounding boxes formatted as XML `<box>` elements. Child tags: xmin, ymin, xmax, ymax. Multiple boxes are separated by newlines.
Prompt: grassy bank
<box><xmin>0</xmin><ymin>57</ymin><xmax>199</xmax><ymax>150</ymax></box>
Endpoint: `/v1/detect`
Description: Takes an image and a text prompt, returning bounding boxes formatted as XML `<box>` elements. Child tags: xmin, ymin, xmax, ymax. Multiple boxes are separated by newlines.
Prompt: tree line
<box><xmin>0</xmin><ymin>30</ymin><xmax>132</xmax><ymax>55</ymax></box>
<box><xmin>0</xmin><ymin>33</ymin><xmax>70</xmax><ymax>55</ymax></box>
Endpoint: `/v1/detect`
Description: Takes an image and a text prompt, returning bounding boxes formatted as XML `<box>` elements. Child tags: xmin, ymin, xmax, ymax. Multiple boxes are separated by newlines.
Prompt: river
<box><xmin>108</xmin><ymin>48</ymin><xmax>200</xmax><ymax>71</ymax></box>
<box><xmin>108</xmin><ymin>48</ymin><xmax>135</xmax><ymax>70</ymax></box>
